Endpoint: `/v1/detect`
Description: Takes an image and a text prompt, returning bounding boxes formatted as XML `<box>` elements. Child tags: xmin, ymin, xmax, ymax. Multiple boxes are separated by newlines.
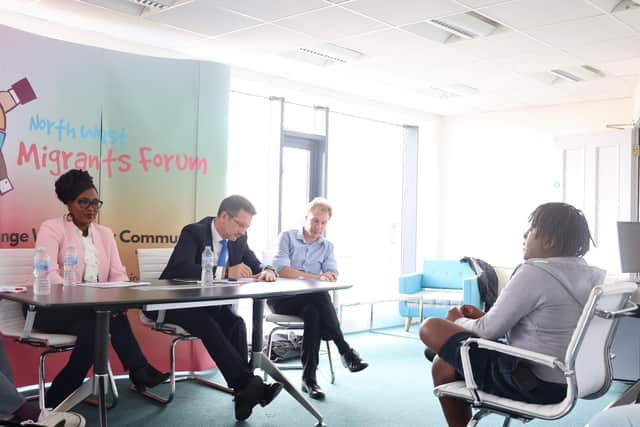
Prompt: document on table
<box><xmin>78</xmin><ymin>281</ymin><xmax>151</xmax><ymax>288</ymax></box>
<box><xmin>0</xmin><ymin>286</ymin><xmax>28</xmax><ymax>293</ymax></box>
<box><xmin>136</xmin><ymin>278</ymin><xmax>255</xmax><ymax>291</ymax></box>
<box><xmin>173</xmin><ymin>278</ymin><xmax>255</xmax><ymax>285</ymax></box>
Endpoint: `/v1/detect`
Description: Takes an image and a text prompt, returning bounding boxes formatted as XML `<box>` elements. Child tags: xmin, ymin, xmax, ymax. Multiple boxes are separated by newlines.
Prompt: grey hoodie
<box><xmin>455</xmin><ymin>257</ymin><xmax>606</xmax><ymax>384</ymax></box>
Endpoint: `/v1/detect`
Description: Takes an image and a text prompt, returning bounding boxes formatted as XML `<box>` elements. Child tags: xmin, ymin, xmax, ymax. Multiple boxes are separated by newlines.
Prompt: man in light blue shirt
<box><xmin>267</xmin><ymin>197</ymin><xmax>368</xmax><ymax>400</ymax></box>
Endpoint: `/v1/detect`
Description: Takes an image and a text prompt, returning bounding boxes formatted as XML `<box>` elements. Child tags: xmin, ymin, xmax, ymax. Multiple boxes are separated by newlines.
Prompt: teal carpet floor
<box><xmin>72</xmin><ymin>328</ymin><xmax>627</xmax><ymax>426</ymax></box>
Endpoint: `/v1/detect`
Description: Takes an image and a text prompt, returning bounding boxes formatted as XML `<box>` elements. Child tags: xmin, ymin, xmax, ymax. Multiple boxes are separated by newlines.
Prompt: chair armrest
<box><xmin>459</xmin><ymin>337</ymin><xmax>563</xmax><ymax>396</ymax></box>
<box><xmin>399</xmin><ymin>273</ymin><xmax>422</xmax><ymax>294</ymax></box>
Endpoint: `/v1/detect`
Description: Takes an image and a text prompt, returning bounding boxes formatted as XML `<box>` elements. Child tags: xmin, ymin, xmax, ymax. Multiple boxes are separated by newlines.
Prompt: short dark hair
<box><xmin>528</xmin><ymin>202</ymin><xmax>593</xmax><ymax>257</ymax></box>
<box><xmin>217</xmin><ymin>195</ymin><xmax>256</xmax><ymax>217</ymax></box>
<box><xmin>55</xmin><ymin>169</ymin><xmax>97</xmax><ymax>204</ymax></box>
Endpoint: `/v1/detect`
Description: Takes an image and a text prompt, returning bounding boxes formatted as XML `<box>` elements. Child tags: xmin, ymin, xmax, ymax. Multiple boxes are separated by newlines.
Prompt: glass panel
<box><xmin>327</xmin><ymin>113</ymin><xmax>403</xmax><ymax>301</ymax></box>
<box><xmin>227</xmin><ymin>92</ymin><xmax>272</xmax><ymax>255</ymax></box>
<box><xmin>281</xmin><ymin>146</ymin><xmax>310</xmax><ymax>231</ymax></box>
<box><xmin>283</xmin><ymin>102</ymin><xmax>316</xmax><ymax>134</ymax></box>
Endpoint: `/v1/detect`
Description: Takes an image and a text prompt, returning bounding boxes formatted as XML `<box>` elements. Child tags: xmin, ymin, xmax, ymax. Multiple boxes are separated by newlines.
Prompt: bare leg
<box><xmin>421</xmin><ymin>317</ymin><xmax>472</xmax><ymax>427</ymax></box>
<box><xmin>432</xmin><ymin>357</ymin><xmax>472</xmax><ymax>427</ymax></box>
<box><xmin>419</xmin><ymin>317</ymin><xmax>465</xmax><ymax>353</ymax></box>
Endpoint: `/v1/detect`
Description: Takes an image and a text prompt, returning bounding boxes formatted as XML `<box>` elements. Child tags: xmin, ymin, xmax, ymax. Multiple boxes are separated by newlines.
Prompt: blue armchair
<box><xmin>398</xmin><ymin>259</ymin><xmax>482</xmax><ymax>331</ymax></box>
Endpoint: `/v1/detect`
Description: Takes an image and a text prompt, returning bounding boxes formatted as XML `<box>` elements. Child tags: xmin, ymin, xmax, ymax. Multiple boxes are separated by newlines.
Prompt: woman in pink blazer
<box><xmin>30</xmin><ymin>169</ymin><xmax>168</xmax><ymax>408</ymax></box>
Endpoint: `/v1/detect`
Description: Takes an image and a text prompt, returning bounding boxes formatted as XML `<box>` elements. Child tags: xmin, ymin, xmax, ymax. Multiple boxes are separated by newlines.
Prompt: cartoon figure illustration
<box><xmin>0</xmin><ymin>78</ymin><xmax>37</xmax><ymax>195</ymax></box>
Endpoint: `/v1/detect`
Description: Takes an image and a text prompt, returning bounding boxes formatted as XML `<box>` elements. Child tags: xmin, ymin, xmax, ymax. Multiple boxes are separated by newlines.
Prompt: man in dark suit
<box><xmin>148</xmin><ymin>195</ymin><xmax>281</xmax><ymax>421</ymax></box>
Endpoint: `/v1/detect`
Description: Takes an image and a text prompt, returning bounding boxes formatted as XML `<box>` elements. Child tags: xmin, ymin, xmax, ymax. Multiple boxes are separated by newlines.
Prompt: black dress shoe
<box><xmin>341</xmin><ymin>349</ymin><xmax>368</xmax><ymax>373</ymax></box>
<box><xmin>129</xmin><ymin>364</ymin><xmax>170</xmax><ymax>392</ymax></box>
<box><xmin>234</xmin><ymin>375</ymin><xmax>266</xmax><ymax>421</ymax></box>
<box><xmin>301</xmin><ymin>378</ymin><xmax>325</xmax><ymax>400</ymax></box>
<box><xmin>260</xmin><ymin>381</ymin><xmax>283</xmax><ymax>407</ymax></box>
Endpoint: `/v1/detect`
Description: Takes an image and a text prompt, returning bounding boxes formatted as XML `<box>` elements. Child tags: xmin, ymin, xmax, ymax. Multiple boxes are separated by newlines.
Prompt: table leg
<box><xmin>94</xmin><ymin>310</ymin><xmax>111</xmax><ymax>427</ymax></box>
<box><xmin>54</xmin><ymin>310</ymin><xmax>112</xmax><ymax>427</ymax></box>
<box><xmin>251</xmin><ymin>299</ymin><xmax>325</xmax><ymax>426</ymax></box>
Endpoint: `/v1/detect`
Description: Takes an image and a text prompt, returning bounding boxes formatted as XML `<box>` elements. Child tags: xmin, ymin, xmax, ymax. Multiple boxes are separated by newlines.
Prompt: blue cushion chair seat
<box><xmin>399</xmin><ymin>259</ymin><xmax>481</xmax><ymax>331</ymax></box>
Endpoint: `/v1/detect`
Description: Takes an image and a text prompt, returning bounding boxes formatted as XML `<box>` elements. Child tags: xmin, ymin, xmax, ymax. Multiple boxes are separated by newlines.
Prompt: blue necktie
<box><xmin>218</xmin><ymin>239</ymin><xmax>228</xmax><ymax>268</ymax></box>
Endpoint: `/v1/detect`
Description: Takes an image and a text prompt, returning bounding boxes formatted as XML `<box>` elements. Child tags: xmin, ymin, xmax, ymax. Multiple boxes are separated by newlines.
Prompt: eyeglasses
<box><xmin>76</xmin><ymin>198</ymin><xmax>104</xmax><ymax>209</ymax></box>
<box><xmin>231</xmin><ymin>217</ymin><xmax>250</xmax><ymax>230</ymax></box>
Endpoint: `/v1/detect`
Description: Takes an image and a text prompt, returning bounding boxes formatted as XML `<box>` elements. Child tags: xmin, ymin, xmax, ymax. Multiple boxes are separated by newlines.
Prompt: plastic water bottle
<box><xmin>63</xmin><ymin>244</ymin><xmax>77</xmax><ymax>287</ymax></box>
<box><xmin>201</xmin><ymin>246</ymin><xmax>214</xmax><ymax>286</ymax></box>
<box><xmin>33</xmin><ymin>247</ymin><xmax>51</xmax><ymax>295</ymax></box>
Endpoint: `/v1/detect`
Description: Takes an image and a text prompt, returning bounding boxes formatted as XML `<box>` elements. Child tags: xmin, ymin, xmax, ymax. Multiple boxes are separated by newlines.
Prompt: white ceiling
<box><xmin>2</xmin><ymin>0</ymin><xmax>640</xmax><ymax>116</ymax></box>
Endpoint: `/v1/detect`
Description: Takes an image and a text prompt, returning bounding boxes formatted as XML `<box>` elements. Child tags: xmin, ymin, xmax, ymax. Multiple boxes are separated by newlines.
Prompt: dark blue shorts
<box><xmin>438</xmin><ymin>331</ymin><xmax>566</xmax><ymax>404</ymax></box>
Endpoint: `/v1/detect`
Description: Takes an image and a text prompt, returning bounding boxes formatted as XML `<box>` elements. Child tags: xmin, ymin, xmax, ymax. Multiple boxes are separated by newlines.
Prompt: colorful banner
<box><xmin>0</xmin><ymin>25</ymin><xmax>229</xmax><ymax>275</ymax></box>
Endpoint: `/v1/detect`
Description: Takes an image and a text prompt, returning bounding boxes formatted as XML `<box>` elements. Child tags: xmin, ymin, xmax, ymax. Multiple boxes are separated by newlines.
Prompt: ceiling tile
<box><xmin>336</xmin><ymin>28</ymin><xmax>441</xmax><ymax>57</ymax></box>
<box><xmin>599</xmin><ymin>57</ymin><xmax>640</xmax><ymax>76</ymax></box>
<box><xmin>561</xmin><ymin>76</ymin><xmax>637</xmax><ymax>98</ymax></box>
<box><xmin>342</xmin><ymin>0</ymin><xmax>468</xmax><ymax>26</ymax></box>
<box><xmin>490</xmin><ymin>48</ymin><xmax>581</xmax><ymax>73</ymax></box>
<box><xmin>455</xmin><ymin>0</ymin><xmax>510</xmax><ymax>8</ymax></box>
<box><xmin>569</xmin><ymin>36</ymin><xmax>640</xmax><ymax>62</ymax></box>
<box><xmin>210</xmin><ymin>24</ymin><xmax>318</xmax><ymax>53</ymax></box>
<box><xmin>147</xmin><ymin>1</ymin><xmax>261</xmax><ymax>37</ymax></box>
<box><xmin>276</xmin><ymin>6</ymin><xmax>386</xmax><ymax>39</ymax></box>
<box><xmin>481</xmin><ymin>0</ymin><xmax>603</xmax><ymax>29</ymax></box>
<box><xmin>210</xmin><ymin>0</ymin><xmax>328</xmax><ymax>21</ymax></box>
<box><xmin>444</xmin><ymin>31</ymin><xmax>546</xmax><ymax>60</ymax></box>
<box><xmin>525</xmin><ymin>15</ymin><xmax>635</xmax><ymax>49</ymax></box>
<box><xmin>614</xmin><ymin>6</ymin><xmax>640</xmax><ymax>32</ymax></box>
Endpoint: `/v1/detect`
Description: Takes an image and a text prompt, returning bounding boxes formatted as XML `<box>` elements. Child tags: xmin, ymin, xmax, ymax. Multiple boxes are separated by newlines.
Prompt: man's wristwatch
<box><xmin>263</xmin><ymin>265</ymin><xmax>278</xmax><ymax>277</ymax></box>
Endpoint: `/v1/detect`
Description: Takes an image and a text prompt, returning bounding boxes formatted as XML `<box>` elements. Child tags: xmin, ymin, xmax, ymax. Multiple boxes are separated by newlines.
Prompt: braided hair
<box><xmin>528</xmin><ymin>202</ymin><xmax>594</xmax><ymax>257</ymax></box>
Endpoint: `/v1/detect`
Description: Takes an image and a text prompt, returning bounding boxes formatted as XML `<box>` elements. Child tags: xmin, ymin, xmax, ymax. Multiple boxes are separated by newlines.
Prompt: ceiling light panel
<box><xmin>526</xmin><ymin>15</ymin><xmax>634</xmax><ymax>49</ymax></box>
<box><xmin>430</xmin><ymin>12</ymin><xmax>497</xmax><ymax>38</ymax></box>
<box><xmin>210</xmin><ymin>0</ymin><xmax>328</xmax><ymax>22</ymax></box>
<box><xmin>276</xmin><ymin>6</ymin><xmax>385</xmax><ymax>40</ymax></box>
<box><xmin>480</xmin><ymin>0</ymin><xmax>602</xmax><ymax>30</ymax></box>
<box><xmin>146</xmin><ymin>1</ymin><xmax>261</xmax><ymax>37</ymax></box>
<box><xmin>343</xmin><ymin>0</ymin><xmax>467</xmax><ymax>27</ymax></box>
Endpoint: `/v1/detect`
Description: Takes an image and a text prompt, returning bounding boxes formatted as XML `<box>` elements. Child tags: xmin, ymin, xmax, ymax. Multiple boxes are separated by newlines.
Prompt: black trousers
<box><xmin>267</xmin><ymin>291</ymin><xmax>350</xmax><ymax>381</ymax></box>
<box><xmin>28</xmin><ymin>307</ymin><xmax>148</xmax><ymax>408</ymax></box>
<box><xmin>143</xmin><ymin>305</ymin><xmax>251</xmax><ymax>390</ymax></box>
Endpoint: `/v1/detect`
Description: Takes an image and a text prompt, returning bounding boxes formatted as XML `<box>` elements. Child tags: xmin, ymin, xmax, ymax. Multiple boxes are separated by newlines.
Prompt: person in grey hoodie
<box><xmin>420</xmin><ymin>202</ymin><xmax>606</xmax><ymax>427</ymax></box>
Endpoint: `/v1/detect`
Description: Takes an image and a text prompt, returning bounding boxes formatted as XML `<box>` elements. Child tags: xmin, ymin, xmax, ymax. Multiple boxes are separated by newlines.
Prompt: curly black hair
<box><xmin>54</xmin><ymin>169</ymin><xmax>96</xmax><ymax>204</ymax></box>
<box><xmin>528</xmin><ymin>202</ymin><xmax>594</xmax><ymax>257</ymax></box>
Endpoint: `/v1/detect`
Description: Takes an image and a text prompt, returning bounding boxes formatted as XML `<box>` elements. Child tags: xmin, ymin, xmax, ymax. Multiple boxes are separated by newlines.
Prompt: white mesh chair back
<box><xmin>569</xmin><ymin>282</ymin><xmax>637</xmax><ymax>399</ymax></box>
<box><xmin>137</xmin><ymin>248</ymin><xmax>174</xmax><ymax>280</ymax></box>
<box><xmin>0</xmin><ymin>248</ymin><xmax>35</xmax><ymax>286</ymax></box>
<box><xmin>0</xmin><ymin>249</ymin><xmax>35</xmax><ymax>335</ymax></box>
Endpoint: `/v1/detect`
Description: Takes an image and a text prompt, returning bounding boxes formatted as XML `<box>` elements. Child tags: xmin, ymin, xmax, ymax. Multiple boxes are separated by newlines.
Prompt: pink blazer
<box><xmin>36</xmin><ymin>216</ymin><xmax>128</xmax><ymax>285</ymax></box>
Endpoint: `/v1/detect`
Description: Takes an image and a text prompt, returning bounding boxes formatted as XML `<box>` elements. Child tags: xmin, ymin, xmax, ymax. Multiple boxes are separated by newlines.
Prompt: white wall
<box><xmin>634</xmin><ymin>81</ymin><xmax>640</xmax><ymax>122</ymax></box>
<box><xmin>438</xmin><ymin>98</ymin><xmax>634</xmax><ymax>268</ymax></box>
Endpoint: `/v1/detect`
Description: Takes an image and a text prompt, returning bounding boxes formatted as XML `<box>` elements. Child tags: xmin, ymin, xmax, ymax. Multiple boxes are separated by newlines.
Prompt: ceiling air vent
<box><xmin>282</xmin><ymin>43</ymin><xmax>365</xmax><ymax>67</ymax></box>
<box><xmin>81</xmin><ymin>0</ymin><xmax>183</xmax><ymax>16</ymax></box>
<box><xmin>125</xmin><ymin>0</ymin><xmax>175</xmax><ymax>9</ymax></box>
